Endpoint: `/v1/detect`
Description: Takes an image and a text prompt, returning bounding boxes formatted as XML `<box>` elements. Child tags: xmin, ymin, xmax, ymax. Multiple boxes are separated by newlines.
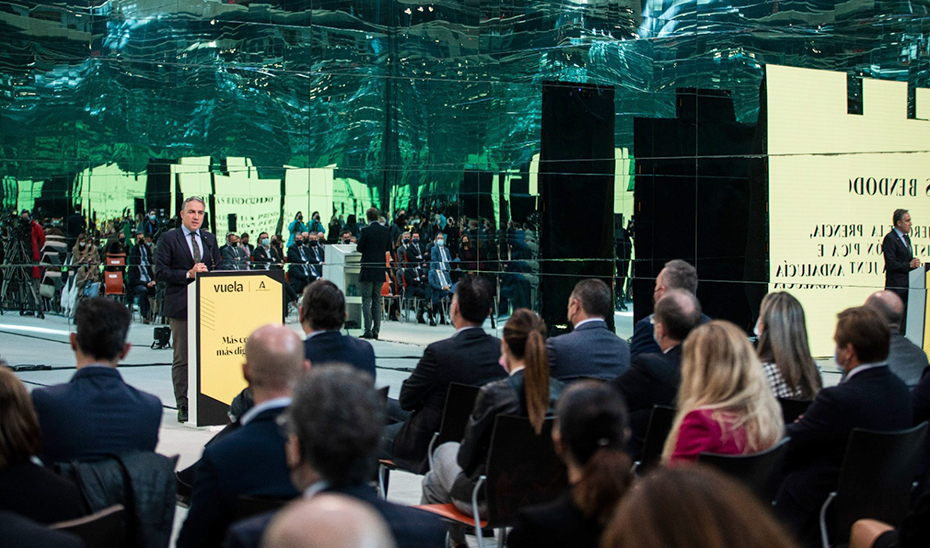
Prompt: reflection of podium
<box><xmin>322</xmin><ymin>244</ymin><xmax>362</xmax><ymax>332</ymax></box>
<box><xmin>187</xmin><ymin>270</ymin><xmax>285</xmax><ymax>426</ymax></box>
<box><xmin>904</xmin><ymin>266</ymin><xmax>930</xmax><ymax>352</ymax></box>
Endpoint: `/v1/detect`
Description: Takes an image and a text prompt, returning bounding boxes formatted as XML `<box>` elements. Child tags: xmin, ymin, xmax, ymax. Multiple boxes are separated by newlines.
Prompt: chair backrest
<box><xmin>830</xmin><ymin>422</ymin><xmax>929</xmax><ymax>543</ymax></box>
<box><xmin>234</xmin><ymin>495</ymin><xmax>290</xmax><ymax>522</ymax></box>
<box><xmin>638</xmin><ymin>405</ymin><xmax>677</xmax><ymax>472</ymax></box>
<box><xmin>697</xmin><ymin>436</ymin><xmax>791</xmax><ymax>503</ymax></box>
<box><xmin>484</xmin><ymin>415</ymin><xmax>567</xmax><ymax>526</ymax></box>
<box><xmin>50</xmin><ymin>504</ymin><xmax>127</xmax><ymax>548</ymax></box>
<box><xmin>777</xmin><ymin>397</ymin><xmax>812</xmax><ymax>425</ymax></box>
<box><xmin>104</xmin><ymin>272</ymin><xmax>124</xmax><ymax>295</ymax></box>
<box><xmin>106</xmin><ymin>254</ymin><xmax>126</xmax><ymax>267</ymax></box>
<box><xmin>436</xmin><ymin>383</ymin><xmax>481</xmax><ymax>445</ymax></box>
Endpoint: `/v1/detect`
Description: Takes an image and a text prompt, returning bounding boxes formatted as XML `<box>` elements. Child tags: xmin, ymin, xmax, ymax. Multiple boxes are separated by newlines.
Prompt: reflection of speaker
<box><xmin>228</xmin><ymin>213</ymin><xmax>237</xmax><ymax>233</ymax></box>
<box><xmin>540</xmin><ymin>82</ymin><xmax>616</xmax><ymax>333</ymax></box>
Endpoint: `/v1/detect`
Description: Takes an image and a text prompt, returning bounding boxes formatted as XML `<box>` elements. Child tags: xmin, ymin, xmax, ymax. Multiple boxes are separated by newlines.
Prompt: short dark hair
<box><xmin>572</xmin><ymin>279</ymin><xmax>612</xmax><ymax>319</ymax></box>
<box><xmin>241</xmin><ymin>232</ymin><xmax>250</xmax><ymax>239</ymax></box>
<box><xmin>287</xmin><ymin>366</ymin><xmax>383</xmax><ymax>485</ymax></box>
<box><xmin>301</xmin><ymin>280</ymin><xmax>345</xmax><ymax>330</ymax></box>
<box><xmin>455</xmin><ymin>274</ymin><xmax>493</xmax><ymax>324</ymax></box>
<box><xmin>74</xmin><ymin>297</ymin><xmax>131</xmax><ymax>361</ymax></box>
<box><xmin>654</xmin><ymin>289</ymin><xmax>702</xmax><ymax>342</ymax></box>
<box><xmin>366</xmin><ymin>207</ymin><xmax>380</xmax><ymax>222</ymax></box>
<box><xmin>835</xmin><ymin>306</ymin><xmax>890</xmax><ymax>364</ymax></box>
<box><xmin>662</xmin><ymin>260</ymin><xmax>698</xmax><ymax>294</ymax></box>
<box><xmin>893</xmin><ymin>209</ymin><xmax>909</xmax><ymax>226</ymax></box>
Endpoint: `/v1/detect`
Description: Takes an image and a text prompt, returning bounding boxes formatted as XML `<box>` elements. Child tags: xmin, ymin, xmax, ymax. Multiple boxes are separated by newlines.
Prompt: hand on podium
<box><xmin>911</xmin><ymin>258</ymin><xmax>921</xmax><ymax>269</ymax></box>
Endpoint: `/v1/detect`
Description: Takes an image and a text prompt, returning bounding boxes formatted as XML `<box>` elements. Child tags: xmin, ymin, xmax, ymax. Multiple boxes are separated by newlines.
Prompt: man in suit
<box><xmin>155</xmin><ymin>195</ymin><xmax>221</xmax><ymax>422</ymax></box>
<box><xmin>299</xmin><ymin>280</ymin><xmax>376</xmax><ymax>378</ymax></box>
<box><xmin>387</xmin><ymin>274</ymin><xmax>507</xmax><ymax>474</ymax></box>
<box><xmin>356</xmin><ymin>207</ymin><xmax>392</xmax><ymax>340</ymax></box>
<box><xmin>403</xmin><ymin>232</ymin><xmax>425</xmax><ymax>264</ymax></box>
<box><xmin>239</xmin><ymin>232</ymin><xmax>253</xmax><ymax>258</ymax></box>
<box><xmin>776</xmin><ymin>306</ymin><xmax>912</xmax><ymax>548</ymax></box>
<box><xmin>864</xmin><ymin>290</ymin><xmax>929</xmax><ymax>387</ymax></box>
<box><xmin>630</xmin><ymin>259</ymin><xmax>707</xmax><ymax>359</ymax></box>
<box><xmin>219</xmin><ymin>233</ymin><xmax>249</xmax><ymax>271</ymax></box>
<box><xmin>286</xmin><ymin>233</ymin><xmax>311</xmax><ymax>296</ymax></box>
<box><xmin>428</xmin><ymin>264</ymin><xmax>454</xmax><ymax>324</ymax></box>
<box><xmin>883</xmin><ymin>208</ymin><xmax>921</xmax><ymax>331</ymax></box>
<box><xmin>32</xmin><ymin>297</ymin><xmax>162</xmax><ymax>464</ymax></box>
<box><xmin>127</xmin><ymin>230</ymin><xmax>156</xmax><ymax>323</ymax></box>
<box><xmin>223</xmin><ymin>366</ymin><xmax>446</xmax><ymax>548</ymax></box>
<box><xmin>609</xmin><ymin>289</ymin><xmax>702</xmax><ymax>458</ymax></box>
<box><xmin>548</xmin><ymin>278</ymin><xmax>631</xmax><ymax>381</ymax></box>
<box><xmin>261</xmin><ymin>495</ymin><xmax>395</xmax><ymax>548</ymax></box>
<box><xmin>177</xmin><ymin>324</ymin><xmax>308</xmax><ymax>548</ymax></box>
<box><xmin>404</xmin><ymin>261</ymin><xmax>435</xmax><ymax>325</ymax></box>
<box><xmin>305</xmin><ymin>232</ymin><xmax>323</xmax><ymax>277</ymax></box>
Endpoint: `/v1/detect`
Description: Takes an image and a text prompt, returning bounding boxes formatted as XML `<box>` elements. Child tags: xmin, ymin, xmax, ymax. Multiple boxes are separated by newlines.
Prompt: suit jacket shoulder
<box><xmin>548</xmin><ymin>321</ymin><xmax>630</xmax><ymax>381</ymax></box>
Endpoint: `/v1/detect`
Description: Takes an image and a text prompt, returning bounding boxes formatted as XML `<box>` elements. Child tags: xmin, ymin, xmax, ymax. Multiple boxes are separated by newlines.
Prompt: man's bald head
<box><xmin>654</xmin><ymin>289</ymin><xmax>703</xmax><ymax>342</ymax></box>
<box><xmin>261</xmin><ymin>494</ymin><xmax>395</xmax><ymax>548</ymax></box>
<box><xmin>865</xmin><ymin>290</ymin><xmax>904</xmax><ymax>330</ymax></box>
<box><xmin>244</xmin><ymin>325</ymin><xmax>307</xmax><ymax>394</ymax></box>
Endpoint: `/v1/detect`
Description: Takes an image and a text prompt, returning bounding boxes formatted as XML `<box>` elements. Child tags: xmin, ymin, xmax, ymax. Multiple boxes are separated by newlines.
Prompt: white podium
<box><xmin>322</xmin><ymin>244</ymin><xmax>362</xmax><ymax>332</ymax></box>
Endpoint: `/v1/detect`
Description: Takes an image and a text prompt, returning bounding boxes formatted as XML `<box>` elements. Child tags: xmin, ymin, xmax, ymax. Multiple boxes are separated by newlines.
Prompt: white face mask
<box><xmin>753</xmin><ymin>321</ymin><xmax>761</xmax><ymax>337</ymax></box>
<box><xmin>652</xmin><ymin>327</ymin><xmax>660</xmax><ymax>346</ymax></box>
<box><xmin>833</xmin><ymin>350</ymin><xmax>846</xmax><ymax>373</ymax></box>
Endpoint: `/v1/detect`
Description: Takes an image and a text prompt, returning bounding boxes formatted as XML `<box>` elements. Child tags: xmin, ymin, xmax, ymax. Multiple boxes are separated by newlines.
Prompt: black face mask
<box><xmin>402</xmin><ymin>239</ymin><xmax>410</xmax><ymax>244</ymax></box>
<box><xmin>412</xmin><ymin>239</ymin><xmax>419</xmax><ymax>244</ymax></box>
<box><xmin>342</xmin><ymin>239</ymin><xmax>352</xmax><ymax>244</ymax></box>
<box><xmin>309</xmin><ymin>240</ymin><xmax>318</xmax><ymax>247</ymax></box>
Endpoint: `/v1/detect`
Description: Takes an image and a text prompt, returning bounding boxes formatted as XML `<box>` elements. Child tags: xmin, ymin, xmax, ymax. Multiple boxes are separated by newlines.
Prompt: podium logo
<box><xmin>214</xmin><ymin>282</ymin><xmax>244</xmax><ymax>293</ymax></box>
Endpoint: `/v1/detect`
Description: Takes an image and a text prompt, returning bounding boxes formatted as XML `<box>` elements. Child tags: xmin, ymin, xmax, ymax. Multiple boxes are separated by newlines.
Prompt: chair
<box><xmin>819</xmin><ymin>422</ymin><xmax>928</xmax><ymax>548</ymax></box>
<box><xmin>415</xmin><ymin>415</ymin><xmax>567</xmax><ymax>548</ymax></box>
<box><xmin>637</xmin><ymin>405</ymin><xmax>676</xmax><ymax>474</ymax></box>
<box><xmin>234</xmin><ymin>495</ymin><xmax>291</xmax><ymax>522</ymax></box>
<box><xmin>104</xmin><ymin>271</ymin><xmax>125</xmax><ymax>301</ymax></box>
<box><xmin>698</xmin><ymin>436</ymin><xmax>791</xmax><ymax>503</ymax></box>
<box><xmin>50</xmin><ymin>504</ymin><xmax>126</xmax><ymax>548</ymax></box>
<box><xmin>778</xmin><ymin>397</ymin><xmax>813</xmax><ymax>425</ymax></box>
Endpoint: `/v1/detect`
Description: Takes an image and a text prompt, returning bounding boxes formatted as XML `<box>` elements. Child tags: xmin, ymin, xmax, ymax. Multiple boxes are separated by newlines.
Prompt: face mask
<box><xmin>309</xmin><ymin>240</ymin><xmax>318</xmax><ymax>247</ymax></box>
<box><xmin>753</xmin><ymin>322</ymin><xmax>761</xmax><ymax>337</ymax></box>
<box><xmin>79</xmin><ymin>242</ymin><xmax>86</xmax><ymax>248</ymax></box>
<box><xmin>436</xmin><ymin>239</ymin><xmax>444</xmax><ymax>246</ymax></box>
<box><xmin>149</xmin><ymin>214</ymin><xmax>156</xmax><ymax>220</ymax></box>
<box><xmin>833</xmin><ymin>351</ymin><xmax>846</xmax><ymax>374</ymax></box>
<box><xmin>137</xmin><ymin>239</ymin><xmax>144</xmax><ymax>246</ymax></box>
<box><xmin>403</xmin><ymin>239</ymin><xmax>410</xmax><ymax>244</ymax></box>
<box><xmin>295</xmin><ymin>240</ymin><xmax>303</xmax><ymax>245</ymax></box>
<box><xmin>412</xmin><ymin>238</ymin><xmax>419</xmax><ymax>243</ymax></box>
<box><xmin>342</xmin><ymin>239</ymin><xmax>352</xmax><ymax>244</ymax></box>
<box><xmin>261</xmin><ymin>238</ymin><xmax>271</xmax><ymax>246</ymax></box>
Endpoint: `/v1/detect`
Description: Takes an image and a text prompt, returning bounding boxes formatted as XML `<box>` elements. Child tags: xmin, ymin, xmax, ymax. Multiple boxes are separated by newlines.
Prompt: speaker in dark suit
<box><xmin>356</xmin><ymin>210</ymin><xmax>392</xmax><ymax>339</ymax></box>
<box><xmin>154</xmin><ymin>197</ymin><xmax>221</xmax><ymax>421</ymax></box>
<box><xmin>883</xmin><ymin>210</ymin><xmax>921</xmax><ymax>329</ymax></box>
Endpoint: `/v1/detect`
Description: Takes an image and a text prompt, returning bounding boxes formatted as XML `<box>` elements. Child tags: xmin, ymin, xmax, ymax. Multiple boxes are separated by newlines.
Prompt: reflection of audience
<box><xmin>127</xmin><ymin>231</ymin><xmax>157</xmax><ymax>323</ymax></box>
<box><xmin>403</xmin><ymin>263</ymin><xmax>435</xmax><ymax>325</ymax></box>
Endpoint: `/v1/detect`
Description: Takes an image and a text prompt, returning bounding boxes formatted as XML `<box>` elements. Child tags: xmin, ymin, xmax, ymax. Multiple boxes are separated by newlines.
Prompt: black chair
<box><xmin>416</xmin><ymin>415</ymin><xmax>568</xmax><ymax>548</ymax></box>
<box><xmin>778</xmin><ymin>397</ymin><xmax>812</xmax><ymax>425</ymax></box>
<box><xmin>234</xmin><ymin>495</ymin><xmax>291</xmax><ymax>522</ymax></box>
<box><xmin>819</xmin><ymin>422</ymin><xmax>928</xmax><ymax>548</ymax></box>
<box><xmin>50</xmin><ymin>504</ymin><xmax>126</xmax><ymax>548</ymax></box>
<box><xmin>698</xmin><ymin>436</ymin><xmax>791</xmax><ymax>503</ymax></box>
<box><xmin>637</xmin><ymin>405</ymin><xmax>676</xmax><ymax>473</ymax></box>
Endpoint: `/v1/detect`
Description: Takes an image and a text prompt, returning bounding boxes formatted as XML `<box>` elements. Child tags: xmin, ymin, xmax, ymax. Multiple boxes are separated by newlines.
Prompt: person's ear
<box><xmin>242</xmin><ymin>363</ymin><xmax>251</xmax><ymax>384</ymax></box>
<box><xmin>285</xmin><ymin>434</ymin><xmax>301</xmax><ymax>469</ymax></box>
<box><xmin>118</xmin><ymin>342</ymin><xmax>132</xmax><ymax>361</ymax></box>
<box><xmin>70</xmin><ymin>332</ymin><xmax>78</xmax><ymax>352</ymax></box>
<box><xmin>302</xmin><ymin>359</ymin><xmax>311</xmax><ymax>373</ymax></box>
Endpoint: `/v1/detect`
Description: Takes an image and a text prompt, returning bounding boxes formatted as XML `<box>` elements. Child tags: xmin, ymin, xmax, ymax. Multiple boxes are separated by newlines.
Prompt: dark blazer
<box><xmin>357</xmin><ymin>222</ymin><xmax>392</xmax><ymax>283</ymax></box>
<box><xmin>392</xmin><ymin>328</ymin><xmax>507</xmax><ymax>474</ymax></box>
<box><xmin>0</xmin><ymin>461</ymin><xmax>87</xmax><ymax>524</ymax></box>
<box><xmin>154</xmin><ymin>227</ymin><xmax>221</xmax><ymax>319</ymax></box>
<box><xmin>127</xmin><ymin>243</ymin><xmax>155</xmax><ymax>288</ymax></box>
<box><xmin>888</xmin><ymin>333</ymin><xmax>930</xmax><ymax>388</ymax></box>
<box><xmin>914</xmin><ymin>365</ymin><xmax>930</xmax><ymax>426</ymax></box>
<box><xmin>630</xmin><ymin>313</ymin><xmax>710</xmax><ymax>359</ymax></box>
<box><xmin>286</xmin><ymin>244</ymin><xmax>309</xmax><ymax>283</ymax></box>
<box><xmin>883</xmin><ymin>229</ymin><xmax>914</xmax><ymax>292</ymax></box>
<box><xmin>547</xmin><ymin>320</ymin><xmax>631</xmax><ymax>381</ymax></box>
<box><xmin>0</xmin><ymin>510</ymin><xmax>86</xmax><ymax>548</ymax></box>
<box><xmin>507</xmin><ymin>490</ymin><xmax>601</xmax><ymax>548</ymax></box>
<box><xmin>177</xmin><ymin>406</ymin><xmax>301</xmax><ymax>548</ymax></box>
<box><xmin>609</xmin><ymin>346</ymin><xmax>683</xmax><ymax>458</ymax></box>
<box><xmin>32</xmin><ymin>366</ymin><xmax>162</xmax><ymax>464</ymax></box>
<box><xmin>250</xmin><ymin>246</ymin><xmax>281</xmax><ymax>270</ymax></box>
<box><xmin>303</xmin><ymin>331</ymin><xmax>376</xmax><ymax>379</ymax></box>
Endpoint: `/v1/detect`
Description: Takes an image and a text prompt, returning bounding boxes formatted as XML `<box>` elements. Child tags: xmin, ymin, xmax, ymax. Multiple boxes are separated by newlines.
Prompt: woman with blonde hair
<box><xmin>755</xmin><ymin>292</ymin><xmax>823</xmax><ymax>399</ymax></box>
<box><xmin>663</xmin><ymin>321</ymin><xmax>784</xmax><ymax>464</ymax></box>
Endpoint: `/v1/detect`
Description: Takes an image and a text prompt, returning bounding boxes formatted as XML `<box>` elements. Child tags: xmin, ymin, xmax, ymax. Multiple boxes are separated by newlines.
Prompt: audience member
<box><xmin>127</xmin><ymin>231</ymin><xmax>156</xmax><ymax>323</ymax></box>
<box><xmin>403</xmin><ymin>261</ymin><xmax>436</xmax><ymax>325</ymax></box>
<box><xmin>428</xmin><ymin>262</ymin><xmax>454</xmax><ymax>322</ymax></box>
<box><xmin>547</xmin><ymin>279</ymin><xmax>630</xmax><ymax>381</ymax></box>
<box><xmin>422</xmin><ymin>309</ymin><xmax>564</xmax><ymax>545</ymax></box>
<box><xmin>388</xmin><ymin>275</ymin><xmax>507</xmax><ymax>474</ymax></box>
<box><xmin>20</xmin><ymin>209</ymin><xmax>45</xmax><ymax>285</ymax></box>
<box><xmin>865</xmin><ymin>290</ymin><xmax>929</xmax><ymax>387</ymax></box>
<box><xmin>458</xmin><ymin>234</ymin><xmax>477</xmax><ymax>271</ymax></box>
<box><xmin>220</xmin><ymin>233</ymin><xmax>249</xmax><ymax>271</ymax></box>
<box><xmin>0</xmin><ymin>366</ymin><xmax>86</xmax><ymax>523</ymax></box>
<box><xmin>240</xmin><ymin>233</ymin><xmax>253</xmax><ymax>257</ymax></box>
<box><xmin>261</xmin><ymin>495</ymin><xmax>395</xmax><ymax>548</ymax></box>
<box><xmin>356</xmin><ymin>207</ymin><xmax>392</xmax><ymax>340</ymax></box>
<box><xmin>299</xmin><ymin>280</ymin><xmax>375</xmax><ymax>378</ymax></box>
<box><xmin>32</xmin><ymin>298</ymin><xmax>161</xmax><ymax>463</ymax></box>
<box><xmin>429</xmin><ymin>232</ymin><xmax>453</xmax><ymax>271</ymax></box>
<box><xmin>404</xmin><ymin>232</ymin><xmax>425</xmax><ymax>264</ymax></box>
<box><xmin>178</xmin><ymin>325</ymin><xmax>308</xmax><ymax>548</ymax></box>
<box><xmin>662</xmin><ymin>321</ymin><xmax>783</xmax><ymax>464</ymax></box>
<box><xmin>850</xmin><ymin>487</ymin><xmax>930</xmax><ymax>548</ymax></box>
<box><xmin>610</xmin><ymin>289</ymin><xmax>702</xmax><ymax>458</ymax></box>
<box><xmin>507</xmin><ymin>381</ymin><xmax>633</xmax><ymax>548</ymax></box>
<box><xmin>286</xmin><ymin>232</ymin><xmax>312</xmax><ymax>296</ymax></box>
<box><xmin>224</xmin><ymin>366</ymin><xmax>445</xmax><ymax>548</ymax></box>
<box><xmin>776</xmin><ymin>306</ymin><xmax>912</xmax><ymax>548</ymax></box>
<box><xmin>755</xmin><ymin>292</ymin><xmax>823</xmax><ymax>399</ymax></box>
<box><xmin>0</xmin><ymin>510</ymin><xmax>86</xmax><ymax>548</ymax></box>
<box><xmin>602</xmin><ymin>466</ymin><xmax>799</xmax><ymax>548</ymax></box>
<box><xmin>630</xmin><ymin>259</ymin><xmax>704</xmax><ymax>359</ymax></box>
<box><xmin>70</xmin><ymin>233</ymin><xmax>101</xmax><ymax>301</ymax></box>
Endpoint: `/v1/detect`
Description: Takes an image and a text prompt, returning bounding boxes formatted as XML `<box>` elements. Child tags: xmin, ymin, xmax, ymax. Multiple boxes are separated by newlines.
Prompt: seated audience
<box><xmin>0</xmin><ymin>366</ymin><xmax>86</xmax><ymax>523</ymax></box>
<box><xmin>507</xmin><ymin>381</ymin><xmax>634</xmax><ymax>548</ymax></box>
<box><xmin>0</xmin><ymin>510</ymin><xmax>86</xmax><ymax>548</ymax></box>
<box><xmin>865</xmin><ymin>290</ymin><xmax>929</xmax><ymax>388</ymax></box>
<box><xmin>299</xmin><ymin>280</ymin><xmax>375</xmax><ymax>378</ymax></box>
<box><xmin>755</xmin><ymin>292</ymin><xmax>823</xmax><ymax>399</ymax></box>
<box><xmin>610</xmin><ymin>290</ymin><xmax>702</xmax><ymax>458</ymax></box>
<box><xmin>631</xmin><ymin>259</ymin><xmax>707</xmax><ymax>359</ymax></box>
<box><xmin>602</xmin><ymin>466</ymin><xmax>799</xmax><ymax>548</ymax></box>
<box><xmin>261</xmin><ymin>495</ymin><xmax>395</xmax><ymax>548</ymax></box>
<box><xmin>403</xmin><ymin>261</ymin><xmax>436</xmax><ymax>325</ymax></box>
<box><xmin>127</xmin><ymin>231</ymin><xmax>156</xmax><ymax>323</ymax></box>
<box><xmin>547</xmin><ymin>279</ymin><xmax>631</xmax><ymax>381</ymax></box>
<box><xmin>223</xmin><ymin>366</ymin><xmax>445</xmax><ymax>548</ymax></box>
<box><xmin>422</xmin><ymin>308</ymin><xmax>564</xmax><ymax>545</ymax></box>
<box><xmin>219</xmin><ymin>233</ymin><xmax>249</xmax><ymax>271</ymax></box>
<box><xmin>457</xmin><ymin>234</ymin><xmax>478</xmax><ymax>271</ymax></box>
<box><xmin>387</xmin><ymin>274</ymin><xmax>507</xmax><ymax>474</ymax></box>
<box><xmin>427</xmin><ymin>263</ymin><xmax>454</xmax><ymax>323</ymax></box>
<box><xmin>178</xmin><ymin>325</ymin><xmax>308</xmax><ymax>548</ymax></box>
<box><xmin>32</xmin><ymin>298</ymin><xmax>162</xmax><ymax>463</ymax></box>
<box><xmin>850</xmin><ymin>487</ymin><xmax>930</xmax><ymax>548</ymax></box>
<box><xmin>776</xmin><ymin>306</ymin><xmax>912</xmax><ymax>548</ymax></box>
<box><xmin>663</xmin><ymin>320</ymin><xmax>783</xmax><ymax>465</ymax></box>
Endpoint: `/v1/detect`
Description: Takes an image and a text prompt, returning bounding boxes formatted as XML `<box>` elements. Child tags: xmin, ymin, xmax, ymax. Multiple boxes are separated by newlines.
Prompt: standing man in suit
<box><xmin>630</xmin><ymin>259</ymin><xmax>707</xmax><ymax>359</ymax></box>
<box><xmin>155</xmin><ymin>196</ymin><xmax>221</xmax><ymax>423</ymax></box>
<box><xmin>775</xmin><ymin>306</ymin><xmax>912</xmax><ymax>547</ymax></box>
<box><xmin>882</xmin><ymin>208</ymin><xmax>921</xmax><ymax>331</ymax></box>
<box><xmin>386</xmin><ymin>275</ymin><xmax>507</xmax><ymax>473</ymax></box>
<box><xmin>548</xmin><ymin>278</ymin><xmax>631</xmax><ymax>381</ymax></box>
<box><xmin>177</xmin><ymin>324</ymin><xmax>308</xmax><ymax>548</ymax></box>
<box><xmin>299</xmin><ymin>280</ymin><xmax>376</xmax><ymax>378</ymax></box>
<box><xmin>32</xmin><ymin>297</ymin><xmax>162</xmax><ymax>464</ymax></box>
<box><xmin>356</xmin><ymin>207</ymin><xmax>392</xmax><ymax>340</ymax></box>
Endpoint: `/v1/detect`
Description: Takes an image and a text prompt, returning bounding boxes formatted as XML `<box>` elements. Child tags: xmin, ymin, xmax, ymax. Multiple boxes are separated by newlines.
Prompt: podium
<box><xmin>322</xmin><ymin>244</ymin><xmax>362</xmax><ymax>333</ymax></box>
<box><xmin>904</xmin><ymin>266</ymin><xmax>930</xmax><ymax>353</ymax></box>
<box><xmin>187</xmin><ymin>270</ymin><xmax>286</xmax><ymax>426</ymax></box>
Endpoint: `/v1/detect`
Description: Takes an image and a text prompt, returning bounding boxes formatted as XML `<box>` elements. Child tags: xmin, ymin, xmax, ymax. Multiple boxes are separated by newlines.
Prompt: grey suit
<box><xmin>888</xmin><ymin>333</ymin><xmax>930</xmax><ymax>388</ymax></box>
<box><xmin>546</xmin><ymin>319</ymin><xmax>631</xmax><ymax>381</ymax></box>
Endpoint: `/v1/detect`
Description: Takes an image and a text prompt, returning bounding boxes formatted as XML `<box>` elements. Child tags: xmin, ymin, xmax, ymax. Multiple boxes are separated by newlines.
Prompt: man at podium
<box><xmin>882</xmin><ymin>208</ymin><xmax>921</xmax><ymax>331</ymax></box>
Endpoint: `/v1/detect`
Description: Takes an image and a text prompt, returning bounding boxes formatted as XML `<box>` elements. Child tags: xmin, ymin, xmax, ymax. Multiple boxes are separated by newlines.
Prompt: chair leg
<box><xmin>819</xmin><ymin>492</ymin><xmax>836</xmax><ymax>548</ymax></box>
<box><xmin>377</xmin><ymin>465</ymin><xmax>390</xmax><ymax>499</ymax></box>
<box><xmin>497</xmin><ymin>528</ymin><xmax>506</xmax><ymax>548</ymax></box>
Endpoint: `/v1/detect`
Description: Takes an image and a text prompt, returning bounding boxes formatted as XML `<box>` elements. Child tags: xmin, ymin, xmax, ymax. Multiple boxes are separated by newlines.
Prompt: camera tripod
<box><xmin>0</xmin><ymin>231</ymin><xmax>45</xmax><ymax>318</ymax></box>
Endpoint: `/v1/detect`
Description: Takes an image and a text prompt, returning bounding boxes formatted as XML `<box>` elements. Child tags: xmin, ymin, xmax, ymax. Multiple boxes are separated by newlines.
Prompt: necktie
<box><xmin>191</xmin><ymin>232</ymin><xmax>201</xmax><ymax>262</ymax></box>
